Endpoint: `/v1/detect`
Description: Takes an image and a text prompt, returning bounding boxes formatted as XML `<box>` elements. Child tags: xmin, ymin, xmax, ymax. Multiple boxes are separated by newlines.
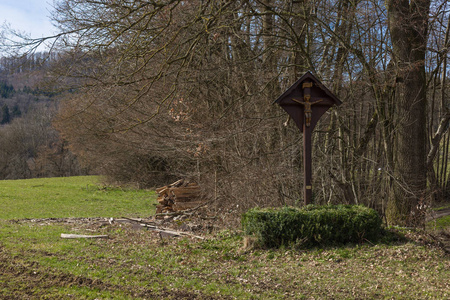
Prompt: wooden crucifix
<box><xmin>274</xmin><ymin>71</ymin><xmax>342</xmax><ymax>205</ymax></box>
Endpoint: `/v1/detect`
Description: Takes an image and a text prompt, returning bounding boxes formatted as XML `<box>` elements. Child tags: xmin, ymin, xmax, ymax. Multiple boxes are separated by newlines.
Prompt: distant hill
<box><xmin>0</xmin><ymin>52</ymin><xmax>88</xmax><ymax>180</ymax></box>
<box><xmin>0</xmin><ymin>52</ymin><xmax>59</xmax><ymax>124</ymax></box>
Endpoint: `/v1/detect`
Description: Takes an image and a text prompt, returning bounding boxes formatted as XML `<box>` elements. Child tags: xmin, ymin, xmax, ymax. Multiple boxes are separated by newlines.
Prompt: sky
<box><xmin>0</xmin><ymin>0</ymin><xmax>56</xmax><ymax>43</ymax></box>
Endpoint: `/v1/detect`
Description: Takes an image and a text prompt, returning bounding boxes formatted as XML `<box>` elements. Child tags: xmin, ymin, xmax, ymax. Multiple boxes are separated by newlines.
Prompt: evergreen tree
<box><xmin>0</xmin><ymin>81</ymin><xmax>14</xmax><ymax>98</ymax></box>
<box><xmin>11</xmin><ymin>104</ymin><xmax>21</xmax><ymax>118</ymax></box>
<box><xmin>1</xmin><ymin>104</ymin><xmax>11</xmax><ymax>124</ymax></box>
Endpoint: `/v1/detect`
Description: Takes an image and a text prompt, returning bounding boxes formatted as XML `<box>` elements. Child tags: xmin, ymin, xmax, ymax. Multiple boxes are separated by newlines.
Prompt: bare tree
<box><xmin>4</xmin><ymin>0</ymin><xmax>449</xmax><ymax>226</ymax></box>
<box><xmin>384</xmin><ymin>0</ymin><xmax>430</xmax><ymax>225</ymax></box>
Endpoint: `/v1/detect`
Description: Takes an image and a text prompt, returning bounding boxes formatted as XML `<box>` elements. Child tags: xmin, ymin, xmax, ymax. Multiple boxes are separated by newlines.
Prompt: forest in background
<box><xmin>0</xmin><ymin>53</ymin><xmax>89</xmax><ymax>179</ymax></box>
<box><xmin>1</xmin><ymin>0</ymin><xmax>449</xmax><ymax>226</ymax></box>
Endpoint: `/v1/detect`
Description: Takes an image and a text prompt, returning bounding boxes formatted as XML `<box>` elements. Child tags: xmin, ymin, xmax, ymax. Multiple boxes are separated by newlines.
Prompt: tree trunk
<box><xmin>385</xmin><ymin>0</ymin><xmax>430</xmax><ymax>226</ymax></box>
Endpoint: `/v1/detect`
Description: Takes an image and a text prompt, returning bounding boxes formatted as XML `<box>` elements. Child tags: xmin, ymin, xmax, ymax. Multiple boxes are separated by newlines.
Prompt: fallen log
<box><xmin>139</xmin><ymin>223</ymin><xmax>205</xmax><ymax>240</ymax></box>
<box><xmin>60</xmin><ymin>234</ymin><xmax>109</xmax><ymax>239</ymax></box>
<box><xmin>118</xmin><ymin>216</ymin><xmax>205</xmax><ymax>240</ymax></box>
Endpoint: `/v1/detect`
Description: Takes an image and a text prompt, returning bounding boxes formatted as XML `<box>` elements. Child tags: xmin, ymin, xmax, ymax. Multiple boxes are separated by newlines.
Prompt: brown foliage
<box><xmin>34</xmin><ymin>0</ymin><xmax>450</xmax><ymax>225</ymax></box>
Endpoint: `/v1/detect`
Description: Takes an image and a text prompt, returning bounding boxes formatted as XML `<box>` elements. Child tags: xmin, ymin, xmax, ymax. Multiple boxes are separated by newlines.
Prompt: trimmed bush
<box><xmin>242</xmin><ymin>205</ymin><xmax>383</xmax><ymax>248</ymax></box>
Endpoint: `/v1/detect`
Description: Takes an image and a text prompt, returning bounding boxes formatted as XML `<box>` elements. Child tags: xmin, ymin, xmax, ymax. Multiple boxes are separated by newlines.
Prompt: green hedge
<box><xmin>242</xmin><ymin>205</ymin><xmax>383</xmax><ymax>248</ymax></box>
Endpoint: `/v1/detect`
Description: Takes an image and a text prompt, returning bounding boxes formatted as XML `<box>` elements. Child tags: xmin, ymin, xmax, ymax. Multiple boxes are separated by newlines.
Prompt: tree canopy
<box><xmin>2</xmin><ymin>0</ymin><xmax>450</xmax><ymax>226</ymax></box>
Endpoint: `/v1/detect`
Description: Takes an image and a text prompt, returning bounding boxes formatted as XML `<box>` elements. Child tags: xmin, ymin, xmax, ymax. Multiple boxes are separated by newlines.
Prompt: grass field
<box><xmin>0</xmin><ymin>176</ymin><xmax>449</xmax><ymax>299</ymax></box>
<box><xmin>0</xmin><ymin>176</ymin><xmax>155</xmax><ymax>220</ymax></box>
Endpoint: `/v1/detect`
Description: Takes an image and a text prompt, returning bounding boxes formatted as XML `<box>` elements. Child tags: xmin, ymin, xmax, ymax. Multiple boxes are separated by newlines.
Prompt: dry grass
<box><xmin>0</xmin><ymin>218</ymin><xmax>449</xmax><ymax>299</ymax></box>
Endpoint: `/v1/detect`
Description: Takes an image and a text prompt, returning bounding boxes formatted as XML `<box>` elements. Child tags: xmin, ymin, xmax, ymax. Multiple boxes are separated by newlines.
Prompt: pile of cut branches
<box><xmin>155</xmin><ymin>179</ymin><xmax>203</xmax><ymax>214</ymax></box>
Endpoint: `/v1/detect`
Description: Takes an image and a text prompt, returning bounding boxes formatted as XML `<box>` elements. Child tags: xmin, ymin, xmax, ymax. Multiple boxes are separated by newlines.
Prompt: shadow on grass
<box><xmin>242</xmin><ymin>226</ymin><xmax>448</xmax><ymax>254</ymax></box>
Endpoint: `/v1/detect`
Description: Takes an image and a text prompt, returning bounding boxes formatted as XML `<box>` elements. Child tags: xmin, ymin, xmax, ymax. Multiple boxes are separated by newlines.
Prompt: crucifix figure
<box><xmin>292</xmin><ymin>95</ymin><xmax>323</xmax><ymax>127</ymax></box>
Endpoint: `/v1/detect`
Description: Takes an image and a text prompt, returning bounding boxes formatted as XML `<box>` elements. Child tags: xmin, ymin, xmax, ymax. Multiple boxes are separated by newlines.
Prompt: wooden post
<box><xmin>302</xmin><ymin>81</ymin><xmax>313</xmax><ymax>205</ymax></box>
<box><xmin>303</xmin><ymin>123</ymin><xmax>312</xmax><ymax>205</ymax></box>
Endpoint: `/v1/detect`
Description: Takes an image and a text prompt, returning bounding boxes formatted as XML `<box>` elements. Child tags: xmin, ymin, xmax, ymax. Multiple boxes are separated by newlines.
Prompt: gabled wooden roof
<box><xmin>273</xmin><ymin>71</ymin><xmax>342</xmax><ymax>105</ymax></box>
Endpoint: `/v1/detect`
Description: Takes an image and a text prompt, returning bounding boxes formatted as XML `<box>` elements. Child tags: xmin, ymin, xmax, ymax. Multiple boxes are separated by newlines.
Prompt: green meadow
<box><xmin>0</xmin><ymin>176</ymin><xmax>449</xmax><ymax>299</ymax></box>
<box><xmin>0</xmin><ymin>176</ymin><xmax>155</xmax><ymax>220</ymax></box>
